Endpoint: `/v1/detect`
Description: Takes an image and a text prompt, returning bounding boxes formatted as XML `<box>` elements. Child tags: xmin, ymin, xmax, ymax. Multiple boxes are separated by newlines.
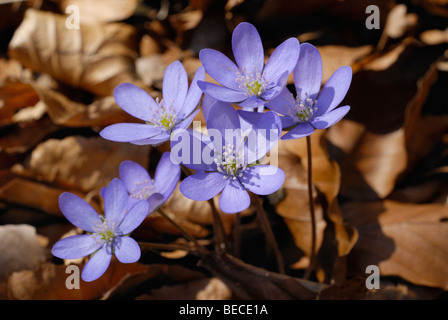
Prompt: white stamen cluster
<box><xmin>92</xmin><ymin>217</ymin><xmax>117</xmax><ymax>244</ymax></box>
<box><xmin>236</xmin><ymin>67</ymin><xmax>269</xmax><ymax>97</ymax></box>
<box><xmin>287</xmin><ymin>94</ymin><xmax>318</xmax><ymax>123</ymax></box>
<box><xmin>214</xmin><ymin>144</ymin><xmax>247</xmax><ymax>180</ymax></box>
<box><xmin>147</xmin><ymin>98</ymin><xmax>177</xmax><ymax>130</ymax></box>
<box><xmin>130</xmin><ymin>179</ymin><xmax>158</xmax><ymax>200</ymax></box>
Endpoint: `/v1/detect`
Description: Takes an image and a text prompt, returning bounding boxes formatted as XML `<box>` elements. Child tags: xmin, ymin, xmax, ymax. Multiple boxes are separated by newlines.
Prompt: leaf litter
<box><xmin>0</xmin><ymin>0</ymin><xmax>447</xmax><ymax>300</ymax></box>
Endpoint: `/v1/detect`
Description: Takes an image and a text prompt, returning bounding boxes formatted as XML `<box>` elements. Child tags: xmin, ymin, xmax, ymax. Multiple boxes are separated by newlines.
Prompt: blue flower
<box><xmin>52</xmin><ymin>178</ymin><xmax>148</xmax><ymax>282</ymax></box>
<box><xmin>100</xmin><ymin>61</ymin><xmax>205</xmax><ymax>145</ymax></box>
<box><xmin>198</xmin><ymin>22</ymin><xmax>300</xmax><ymax>110</ymax></box>
<box><xmin>170</xmin><ymin>102</ymin><xmax>285</xmax><ymax>213</ymax></box>
<box><xmin>266</xmin><ymin>43</ymin><xmax>352</xmax><ymax>139</ymax></box>
<box><xmin>118</xmin><ymin>152</ymin><xmax>180</xmax><ymax>210</ymax></box>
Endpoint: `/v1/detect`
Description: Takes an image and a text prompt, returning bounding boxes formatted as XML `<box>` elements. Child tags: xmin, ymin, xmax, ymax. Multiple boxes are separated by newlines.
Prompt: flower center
<box><xmin>214</xmin><ymin>144</ymin><xmax>247</xmax><ymax>180</ymax></box>
<box><xmin>130</xmin><ymin>179</ymin><xmax>158</xmax><ymax>200</ymax></box>
<box><xmin>236</xmin><ymin>68</ymin><xmax>268</xmax><ymax>97</ymax></box>
<box><xmin>147</xmin><ymin>98</ymin><xmax>177</xmax><ymax>131</ymax></box>
<box><xmin>288</xmin><ymin>95</ymin><xmax>318</xmax><ymax>123</ymax></box>
<box><xmin>92</xmin><ymin>217</ymin><xmax>117</xmax><ymax>243</ymax></box>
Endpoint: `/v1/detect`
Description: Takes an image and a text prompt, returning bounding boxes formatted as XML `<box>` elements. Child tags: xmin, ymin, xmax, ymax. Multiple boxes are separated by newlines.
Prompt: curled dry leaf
<box><xmin>0</xmin><ymin>117</ymin><xmax>59</xmax><ymax>155</ymax></box>
<box><xmin>142</xmin><ymin>277</ymin><xmax>231</xmax><ymax>300</ymax></box>
<box><xmin>201</xmin><ymin>252</ymin><xmax>327</xmax><ymax>300</ymax></box>
<box><xmin>343</xmin><ymin>200</ymin><xmax>448</xmax><ymax>290</ymax></box>
<box><xmin>8</xmin><ymin>9</ymin><xmax>139</xmax><ymax>97</ymax></box>
<box><xmin>34</xmin><ymin>85</ymin><xmax>141</xmax><ymax>127</ymax></box>
<box><xmin>418</xmin><ymin>0</ymin><xmax>448</xmax><ymax>18</ymax></box>
<box><xmin>0</xmin><ymin>224</ymin><xmax>48</xmax><ymax>282</ymax></box>
<box><xmin>0</xmin><ymin>80</ymin><xmax>40</xmax><ymax>126</ymax></box>
<box><xmin>0</xmin><ymin>177</ymin><xmax>63</xmax><ymax>216</ymax></box>
<box><xmin>316</xmin><ymin>45</ymin><xmax>373</xmax><ymax>83</ymax></box>
<box><xmin>8</xmin><ymin>260</ymin><xmax>150</xmax><ymax>300</ymax></box>
<box><xmin>365</xmin><ymin>280</ymin><xmax>444</xmax><ymax>300</ymax></box>
<box><xmin>402</xmin><ymin>53</ymin><xmax>448</xmax><ymax>173</ymax></box>
<box><xmin>383</xmin><ymin>4</ymin><xmax>418</xmax><ymax>39</ymax></box>
<box><xmin>56</xmin><ymin>0</ymin><xmax>138</xmax><ymax>23</ymax></box>
<box><xmin>339</xmin><ymin>128</ymin><xmax>407</xmax><ymax>200</ymax></box>
<box><xmin>11</xmin><ymin>136</ymin><xmax>150</xmax><ymax>193</ymax></box>
<box><xmin>420</xmin><ymin>28</ymin><xmax>448</xmax><ymax>45</ymax></box>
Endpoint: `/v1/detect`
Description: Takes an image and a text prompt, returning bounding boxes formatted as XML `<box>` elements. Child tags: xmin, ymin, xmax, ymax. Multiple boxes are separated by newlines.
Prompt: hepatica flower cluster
<box><xmin>52</xmin><ymin>22</ymin><xmax>352</xmax><ymax>281</ymax></box>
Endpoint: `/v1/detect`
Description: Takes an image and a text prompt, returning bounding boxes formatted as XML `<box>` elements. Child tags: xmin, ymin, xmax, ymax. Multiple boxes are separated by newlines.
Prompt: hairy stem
<box><xmin>180</xmin><ymin>164</ymin><xmax>229</xmax><ymax>254</ymax></box>
<box><xmin>232</xmin><ymin>211</ymin><xmax>241</xmax><ymax>258</ymax></box>
<box><xmin>303</xmin><ymin>135</ymin><xmax>317</xmax><ymax>280</ymax></box>
<box><xmin>208</xmin><ymin>198</ymin><xmax>228</xmax><ymax>254</ymax></box>
<box><xmin>250</xmin><ymin>192</ymin><xmax>285</xmax><ymax>274</ymax></box>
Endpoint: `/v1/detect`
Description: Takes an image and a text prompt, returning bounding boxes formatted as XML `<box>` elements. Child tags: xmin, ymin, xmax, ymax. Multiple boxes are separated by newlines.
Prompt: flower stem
<box><xmin>208</xmin><ymin>198</ymin><xmax>228</xmax><ymax>254</ymax></box>
<box><xmin>180</xmin><ymin>164</ymin><xmax>228</xmax><ymax>254</ymax></box>
<box><xmin>232</xmin><ymin>211</ymin><xmax>241</xmax><ymax>258</ymax></box>
<box><xmin>303</xmin><ymin>135</ymin><xmax>317</xmax><ymax>280</ymax></box>
<box><xmin>250</xmin><ymin>192</ymin><xmax>285</xmax><ymax>274</ymax></box>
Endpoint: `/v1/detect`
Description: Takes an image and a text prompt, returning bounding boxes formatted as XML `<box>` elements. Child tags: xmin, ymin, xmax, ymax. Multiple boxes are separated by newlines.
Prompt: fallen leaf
<box><xmin>8</xmin><ymin>259</ymin><xmax>150</xmax><ymax>300</ymax></box>
<box><xmin>0</xmin><ymin>224</ymin><xmax>48</xmax><ymax>282</ymax></box>
<box><xmin>8</xmin><ymin>9</ymin><xmax>140</xmax><ymax>97</ymax></box>
<box><xmin>342</xmin><ymin>200</ymin><xmax>448</xmax><ymax>290</ymax></box>
<box><xmin>56</xmin><ymin>0</ymin><xmax>138</xmax><ymax>23</ymax></box>
<box><xmin>0</xmin><ymin>117</ymin><xmax>59</xmax><ymax>155</ymax></box>
<box><xmin>34</xmin><ymin>86</ymin><xmax>141</xmax><ymax>127</ymax></box>
<box><xmin>339</xmin><ymin>128</ymin><xmax>408</xmax><ymax>200</ymax></box>
<box><xmin>0</xmin><ymin>176</ymin><xmax>65</xmax><ymax>216</ymax></box>
<box><xmin>143</xmin><ymin>277</ymin><xmax>231</xmax><ymax>300</ymax></box>
<box><xmin>383</xmin><ymin>4</ymin><xmax>418</xmax><ymax>39</ymax></box>
<box><xmin>12</xmin><ymin>136</ymin><xmax>150</xmax><ymax>193</ymax></box>
<box><xmin>0</xmin><ymin>80</ymin><xmax>40</xmax><ymax>126</ymax></box>
<box><xmin>200</xmin><ymin>252</ymin><xmax>327</xmax><ymax>300</ymax></box>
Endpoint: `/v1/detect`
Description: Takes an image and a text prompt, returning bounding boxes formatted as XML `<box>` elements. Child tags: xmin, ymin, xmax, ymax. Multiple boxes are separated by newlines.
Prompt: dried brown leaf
<box><xmin>339</xmin><ymin>128</ymin><xmax>408</xmax><ymax>200</ymax></box>
<box><xmin>343</xmin><ymin>200</ymin><xmax>448</xmax><ymax>290</ymax></box>
<box><xmin>0</xmin><ymin>117</ymin><xmax>59</xmax><ymax>155</ymax></box>
<box><xmin>8</xmin><ymin>260</ymin><xmax>149</xmax><ymax>300</ymax></box>
<box><xmin>8</xmin><ymin>9</ymin><xmax>139</xmax><ymax>97</ymax></box>
<box><xmin>34</xmin><ymin>86</ymin><xmax>140</xmax><ymax>127</ymax></box>
<box><xmin>143</xmin><ymin>277</ymin><xmax>231</xmax><ymax>300</ymax></box>
<box><xmin>11</xmin><ymin>136</ymin><xmax>150</xmax><ymax>193</ymax></box>
<box><xmin>383</xmin><ymin>4</ymin><xmax>418</xmax><ymax>39</ymax></box>
<box><xmin>0</xmin><ymin>177</ymin><xmax>63</xmax><ymax>215</ymax></box>
<box><xmin>0</xmin><ymin>224</ymin><xmax>48</xmax><ymax>282</ymax></box>
<box><xmin>56</xmin><ymin>0</ymin><xmax>138</xmax><ymax>23</ymax></box>
<box><xmin>200</xmin><ymin>252</ymin><xmax>327</xmax><ymax>300</ymax></box>
<box><xmin>0</xmin><ymin>80</ymin><xmax>40</xmax><ymax>126</ymax></box>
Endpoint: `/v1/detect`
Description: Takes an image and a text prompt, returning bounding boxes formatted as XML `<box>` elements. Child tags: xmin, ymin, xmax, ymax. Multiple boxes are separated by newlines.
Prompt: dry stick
<box><xmin>303</xmin><ymin>135</ymin><xmax>317</xmax><ymax>280</ymax></box>
<box><xmin>250</xmin><ymin>192</ymin><xmax>285</xmax><ymax>274</ymax></box>
<box><xmin>138</xmin><ymin>241</ymin><xmax>195</xmax><ymax>253</ymax></box>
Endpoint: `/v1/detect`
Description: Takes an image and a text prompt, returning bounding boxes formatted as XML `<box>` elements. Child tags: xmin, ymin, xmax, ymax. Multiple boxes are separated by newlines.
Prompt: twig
<box><xmin>303</xmin><ymin>135</ymin><xmax>317</xmax><ymax>280</ymax></box>
<box><xmin>137</xmin><ymin>241</ymin><xmax>196</xmax><ymax>254</ymax></box>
